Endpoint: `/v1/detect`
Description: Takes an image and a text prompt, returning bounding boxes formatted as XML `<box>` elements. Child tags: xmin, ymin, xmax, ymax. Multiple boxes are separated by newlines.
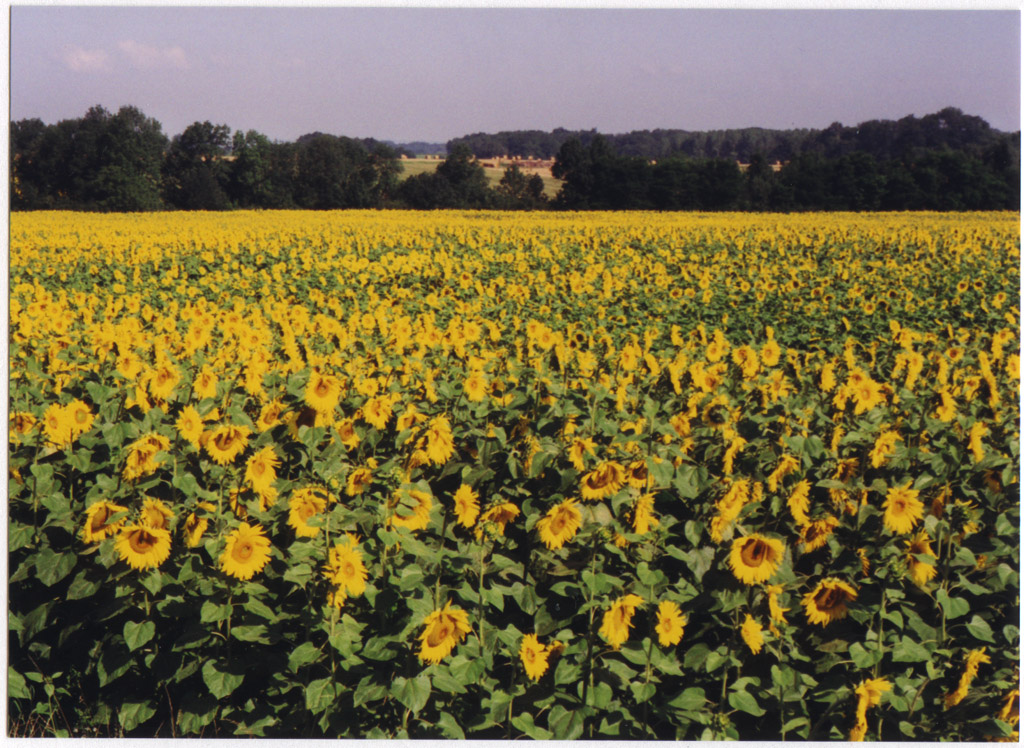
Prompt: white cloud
<box><xmin>118</xmin><ymin>40</ymin><xmax>188</xmax><ymax>70</ymax></box>
<box><xmin>63</xmin><ymin>45</ymin><xmax>111</xmax><ymax>73</ymax></box>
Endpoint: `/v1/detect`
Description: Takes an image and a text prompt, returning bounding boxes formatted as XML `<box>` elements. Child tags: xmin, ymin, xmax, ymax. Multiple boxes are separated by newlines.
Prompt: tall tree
<box><xmin>163</xmin><ymin>121</ymin><xmax>233</xmax><ymax>210</ymax></box>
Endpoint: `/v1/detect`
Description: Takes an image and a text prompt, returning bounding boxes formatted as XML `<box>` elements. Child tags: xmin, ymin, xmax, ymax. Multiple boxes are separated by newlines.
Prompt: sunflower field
<box><xmin>7</xmin><ymin>210</ymin><xmax>1021</xmax><ymax>739</ymax></box>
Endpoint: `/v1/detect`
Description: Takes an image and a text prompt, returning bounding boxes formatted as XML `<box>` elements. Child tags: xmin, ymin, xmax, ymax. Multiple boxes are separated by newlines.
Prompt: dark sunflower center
<box><xmin>343</xmin><ymin>562</ymin><xmax>356</xmax><ymax>578</ymax></box>
<box><xmin>427</xmin><ymin>620</ymin><xmax>452</xmax><ymax>647</ymax></box>
<box><xmin>233</xmin><ymin>539</ymin><xmax>254</xmax><ymax>561</ymax></box>
<box><xmin>815</xmin><ymin>587</ymin><xmax>846</xmax><ymax>610</ymax></box>
<box><xmin>523</xmin><ymin>648</ymin><xmax>536</xmax><ymax>663</ymax></box>
<box><xmin>92</xmin><ymin>507</ymin><xmax>113</xmax><ymax>531</ymax></box>
<box><xmin>128</xmin><ymin>530</ymin><xmax>157</xmax><ymax>553</ymax></box>
<box><xmin>740</xmin><ymin>539</ymin><xmax>768</xmax><ymax>567</ymax></box>
<box><xmin>315</xmin><ymin>381</ymin><xmax>330</xmax><ymax>397</ymax></box>
<box><xmin>213</xmin><ymin>432</ymin><xmax>235</xmax><ymax>450</ymax></box>
<box><xmin>550</xmin><ymin>515</ymin><xmax>566</xmax><ymax>534</ymax></box>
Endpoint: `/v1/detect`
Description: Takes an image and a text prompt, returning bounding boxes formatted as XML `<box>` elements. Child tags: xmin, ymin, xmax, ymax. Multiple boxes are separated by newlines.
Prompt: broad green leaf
<box><xmin>288</xmin><ymin>641</ymin><xmax>321</xmax><ymax>673</ymax></box>
<box><xmin>202</xmin><ymin>660</ymin><xmax>243</xmax><ymax>700</ymax></box>
<box><xmin>123</xmin><ymin>620</ymin><xmax>156</xmax><ymax>651</ymax></box>
<box><xmin>965</xmin><ymin>615</ymin><xmax>996</xmax><ymax>644</ymax></box>
<box><xmin>391</xmin><ymin>673</ymin><xmax>431</xmax><ymax>715</ymax></box>
<box><xmin>118</xmin><ymin>701</ymin><xmax>156</xmax><ymax>732</ymax></box>
<box><xmin>305</xmin><ymin>677</ymin><xmax>339</xmax><ymax>714</ymax></box>
<box><xmin>547</xmin><ymin>705</ymin><xmax>585</xmax><ymax>740</ymax></box>
<box><xmin>668</xmin><ymin>687</ymin><xmax>706</xmax><ymax>711</ymax></box>
<box><xmin>891</xmin><ymin>637</ymin><xmax>930</xmax><ymax>663</ymax></box>
<box><xmin>728</xmin><ymin>690</ymin><xmax>765</xmax><ymax>716</ymax></box>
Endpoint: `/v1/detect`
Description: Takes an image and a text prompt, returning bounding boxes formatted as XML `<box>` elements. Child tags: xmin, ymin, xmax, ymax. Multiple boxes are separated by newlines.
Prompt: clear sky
<box><xmin>9</xmin><ymin>6</ymin><xmax>1021</xmax><ymax>144</ymax></box>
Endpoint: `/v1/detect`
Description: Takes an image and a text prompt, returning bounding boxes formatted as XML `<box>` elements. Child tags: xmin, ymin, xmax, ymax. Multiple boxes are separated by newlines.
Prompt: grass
<box><xmin>397</xmin><ymin>158</ymin><xmax>563</xmax><ymax>199</ymax></box>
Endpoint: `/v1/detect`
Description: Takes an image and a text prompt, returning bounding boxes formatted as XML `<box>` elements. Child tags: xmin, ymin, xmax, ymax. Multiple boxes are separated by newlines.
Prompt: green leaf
<box><xmin>849</xmin><ymin>642</ymin><xmax>883</xmax><ymax>668</ymax></box>
<box><xmin>305</xmin><ymin>677</ymin><xmax>339</xmax><ymax>714</ymax></box>
<box><xmin>391</xmin><ymin>673</ymin><xmax>431</xmax><ymax>715</ymax></box>
<box><xmin>8</xmin><ymin>668</ymin><xmax>30</xmax><ymax>700</ymax></box>
<box><xmin>123</xmin><ymin>620</ymin><xmax>156</xmax><ymax>651</ymax></box>
<box><xmin>66</xmin><ymin>571</ymin><xmax>101</xmax><ymax>600</ymax></box>
<box><xmin>512</xmin><ymin>711</ymin><xmax>554</xmax><ymax>739</ymax></box>
<box><xmin>966</xmin><ymin>615</ymin><xmax>996</xmax><ymax>644</ymax></box>
<box><xmin>118</xmin><ymin>701</ymin><xmax>156</xmax><ymax>732</ymax></box>
<box><xmin>891</xmin><ymin>637</ymin><xmax>931</xmax><ymax>663</ymax></box>
<box><xmin>631</xmin><ymin>681</ymin><xmax>657</xmax><ymax>703</ymax></box>
<box><xmin>200</xmin><ymin>601</ymin><xmax>230</xmax><ymax>623</ymax></box>
<box><xmin>728</xmin><ymin>690</ymin><xmax>765</xmax><ymax>716</ymax></box>
<box><xmin>668</xmin><ymin>687</ymin><xmax>706</xmax><ymax>711</ymax></box>
<box><xmin>231</xmin><ymin>625</ymin><xmax>269</xmax><ymax>643</ymax></box>
<box><xmin>436</xmin><ymin>711</ymin><xmax>467</xmax><ymax>740</ymax></box>
<box><xmin>34</xmin><ymin>548</ymin><xmax>77</xmax><ymax>587</ymax></box>
<box><xmin>936</xmin><ymin>589</ymin><xmax>970</xmax><ymax>620</ymax></box>
<box><xmin>202</xmin><ymin>660</ymin><xmax>243</xmax><ymax>700</ymax></box>
<box><xmin>288</xmin><ymin>642</ymin><xmax>321</xmax><ymax>673</ymax></box>
<box><xmin>547</xmin><ymin>705</ymin><xmax>585</xmax><ymax>740</ymax></box>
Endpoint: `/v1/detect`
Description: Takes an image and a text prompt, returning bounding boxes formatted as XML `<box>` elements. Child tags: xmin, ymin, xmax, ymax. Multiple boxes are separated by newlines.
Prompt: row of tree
<box><xmin>550</xmin><ymin>133</ymin><xmax>1020</xmax><ymax>211</ymax></box>
<box><xmin>449</xmin><ymin>107</ymin><xmax>1012</xmax><ymax>163</ymax></box>
<box><xmin>10</xmin><ymin>106</ymin><xmax>549</xmax><ymax>212</ymax></box>
<box><xmin>10</xmin><ymin>104</ymin><xmax>1020</xmax><ymax>212</ymax></box>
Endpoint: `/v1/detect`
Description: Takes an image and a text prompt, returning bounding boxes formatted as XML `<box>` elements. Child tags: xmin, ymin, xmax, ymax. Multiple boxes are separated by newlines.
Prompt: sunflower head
<box><xmin>418</xmin><ymin>600</ymin><xmax>471</xmax><ymax>664</ymax></box>
<box><xmin>728</xmin><ymin>534</ymin><xmax>785</xmax><ymax>585</ymax></box>
<box><xmin>452</xmin><ymin>484</ymin><xmax>480</xmax><ymax>528</ymax></box>
<box><xmin>519</xmin><ymin>634</ymin><xmax>551</xmax><ymax>681</ymax></box>
<box><xmin>220</xmin><ymin>522</ymin><xmax>272</xmax><ymax>581</ymax></box>
<box><xmin>83</xmin><ymin>500</ymin><xmax>128</xmax><ymax>543</ymax></box>
<box><xmin>115</xmin><ymin>525</ymin><xmax>172</xmax><ymax>571</ymax></box>
<box><xmin>325</xmin><ymin>535</ymin><xmax>367</xmax><ymax>597</ymax></box>
<box><xmin>536</xmin><ymin>498</ymin><xmax>582</xmax><ymax>550</ymax></box>
<box><xmin>655</xmin><ymin>601</ymin><xmax>686</xmax><ymax>647</ymax></box>
<box><xmin>883</xmin><ymin>482</ymin><xmax>924</xmax><ymax>534</ymax></box>
<box><xmin>803</xmin><ymin>577</ymin><xmax>858</xmax><ymax>626</ymax></box>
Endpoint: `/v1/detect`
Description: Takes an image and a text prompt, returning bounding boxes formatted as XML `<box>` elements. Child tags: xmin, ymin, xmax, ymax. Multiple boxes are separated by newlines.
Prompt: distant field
<box><xmin>397</xmin><ymin>157</ymin><xmax>563</xmax><ymax>199</ymax></box>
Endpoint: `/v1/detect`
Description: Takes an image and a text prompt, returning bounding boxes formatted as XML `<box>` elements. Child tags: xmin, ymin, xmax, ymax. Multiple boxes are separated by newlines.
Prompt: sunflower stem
<box><xmin>872</xmin><ymin>587</ymin><xmax>885</xmax><ymax>678</ymax></box>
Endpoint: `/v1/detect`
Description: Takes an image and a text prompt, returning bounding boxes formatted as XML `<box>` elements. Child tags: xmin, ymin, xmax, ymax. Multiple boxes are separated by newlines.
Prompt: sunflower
<box><xmin>464</xmin><ymin>371</ymin><xmax>488</xmax><ymax>402</ymax></box>
<box><xmin>850</xmin><ymin>678</ymin><xmax>892</xmax><ymax>741</ymax></box>
<box><xmin>629</xmin><ymin>493</ymin><xmax>658</xmax><ymax>536</ymax></box>
<box><xmin>729</xmin><ymin>534</ymin><xmax>785</xmax><ymax>585</ymax></box>
<box><xmin>66</xmin><ymin>399</ymin><xmax>94</xmax><ymax>439</ymax></box>
<box><xmin>625</xmin><ymin>459</ymin><xmax>649</xmax><ymax>489</ymax></box>
<box><xmin>766</xmin><ymin>453</ymin><xmax>800</xmax><ymax>493</ymax></box>
<box><xmin>580</xmin><ymin>461</ymin><xmax>625</xmax><ymax>501</ymax></box>
<box><xmin>520</xmin><ymin>634</ymin><xmax>552</xmax><ymax>681</ymax></box>
<box><xmin>183</xmin><ymin>512</ymin><xmax>209</xmax><ymax>548</ymax></box>
<box><xmin>418</xmin><ymin>600</ymin><xmax>471</xmax><ymax>664</ymax></box>
<box><xmin>82</xmin><ymin>500</ymin><xmax>128</xmax><ymax>543</ymax></box>
<box><xmin>324</xmin><ymin>534</ymin><xmax>367</xmax><ymax>597</ymax></box>
<box><xmin>536</xmin><ymin>497</ymin><xmax>582</xmax><ymax>550</ymax></box>
<box><xmin>219</xmin><ymin>522</ymin><xmax>272</xmax><ymax>581</ymax></box>
<box><xmin>599</xmin><ymin>593</ymin><xmax>644</xmax><ymax>650</ymax></box>
<box><xmin>788</xmin><ymin>480</ymin><xmax>811</xmax><ymax>526</ymax></box>
<box><xmin>42</xmin><ymin>402</ymin><xmax>72</xmax><ymax>447</ymax></box>
<box><xmin>883</xmin><ymin>481</ymin><xmax>924</xmax><ymax>534</ymax></box>
<box><xmin>304</xmin><ymin>370</ymin><xmax>342</xmax><ymax>414</ymax></box>
<box><xmin>968</xmin><ymin>421</ymin><xmax>988</xmax><ymax>463</ymax></box>
<box><xmin>799</xmin><ymin>516</ymin><xmax>839</xmax><ymax>553</ymax></box>
<box><xmin>346</xmin><ymin>466</ymin><xmax>374</xmax><ymax>496</ymax></box>
<box><xmin>123</xmin><ymin>433</ymin><xmax>171</xmax><ymax>482</ymax></box>
<box><xmin>9</xmin><ymin>411</ymin><xmax>37</xmax><ymax>443</ymax></box>
<box><xmin>140</xmin><ymin>497</ymin><xmax>174</xmax><ymax>531</ymax></box>
<box><xmin>850</xmin><ymin>375</ymin><xmax>885</xmax><ymax>415</ymax></box>
<box><xmin>388</xmin><ymin>488</ymin><xmax>433</xmax><ymax>532</ymax></box>
<box><xmin>362</xmin><ymin>395</ymin><xmax>393</xmax><ymax>430</ymax></box>
<box><xmin>945</xmin><ymin>648</ymin><xmax>991</xmax><ymax>708</ymax></box>
<box><xmin>115</xmin><ymin>525</ymin><xmax>172</xmax><ymax>570</ymax></box>
<box><xmin>288</xmin><ymin>487</ymin><xmax>328</xmax><ymax>538</ymax></box>
<box><xmin>740</xmin><ymin>613</ymin><xmax>764</xmax><ymax>654</ymax></box>
<box><xmin>803</xmin><ymin>578</ymin><xmax>858</xmax><ymax>626</ymax></box>
<box><xmin>905</xmin><ymin>531</ymin><xmax>937</xmax><ymax>586</ymax></box>
<box><xmin>869</xmin><ymin>429</ymin><xmax>901</xmax><ymax>468</ymax></box>
<box><xmin>205</xmin><ymin>425</ymin><xmax>250</xmax><ymax>465</ymax></box>
<box><xmin>766</xmin><ymin>584</ymin><xmax>789</xmax><ymax>626</ymax></box>
<box><xmin>655</xmin><ymin>601</ymin><xmax>686</xmax><ymax>646</ymax></box>
<box><xmin>997</xmin><ymin>687</ymin><xmax>1019</xmax><ymax>726</ymax></box>
<box><xmin>567</xmin><ymin>437</ymin><xmax>595</xmax><ymax>471</ymax></box>
<box><xmin>336</xmin><ymin>418</ymin><xmax>361</xmax><ymax>449</ymax></box>
<box><xmin>147</xmin><ymin>364</ymin><xmax>180</xmax><ymax>401</ymax></box>
<box><xmin>422</xmin><ymin>415</ymin><xmax>455</xmax><ymax>465</ymax></box>
<box><xmin>451</xmin><ymin>484</ymin><xmax>480</xmax><ymax>528</ymax></box>
<box><xmin>175</xmin><ymin>405</ymin><xmax>204</xmax><ymax>448</ymax></box>
<box><xmin>245</xmin><ymin>446</ymin><xmax>280</xmax><ymax>494</ymax></box>
<box><xmin>474</xmin><ymin>501</ymin><xmax>520</xmax><ymax>540</ymax></box>
<box><xmin>732</xmin><ymin>344</ymin><xmax>760</xmax><ymax>379</ymax></box>
<box><xmin>256</xmin><ymin>399</ymin><xmax>284</xmax><ymax>432</ymax></box>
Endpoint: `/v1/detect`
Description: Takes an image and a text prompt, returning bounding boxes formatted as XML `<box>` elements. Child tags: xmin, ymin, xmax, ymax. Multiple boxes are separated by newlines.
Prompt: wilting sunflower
<box><xmin>123</xmin><ymin>433</ymin><xmax>171</xmax><ymax>482</ymax></box>
<box><xmin>520</xmin><ymin>634</ymin><xmax>554</xmax><ymax>681</ymax></box>
<box><xmin>305</xmin><ymin>370</ymin><xmax>342</xmax><ymax>415</ymax></box>
<box><xmin>288</xmin><ymin>487</ymin><xmax>328</xmax><ymax>538</ymax></box>
<box><xmin>346</xmin><ymin>466</ymin><xmax>374</xmax><ymax>496</ymax></box>
<box><xmin>568</xmin><ymin>437</ymin><xmax>596</xmax><ymax>471</ymax></box>
<box><xmin>422</xmin><ymin>415</ymin><xmax>455</xmax><ymax>465</ymax></box>
<box><xmin>599</xmin><ymin>593</ymin><xmax>644</xmax><ymax>650</ymax></box>
<box><xmin>205</xmin><ymin>425</ymin><xmax>250</xmax><ymax>466</ymax></box>
<box><xmin>803</xmin><ymin>578</ymin><xmax>858</xmax><ymax>626</ymax></box>
<box><xmin>418</xmin><ymin>600</ymin><xmax>471</xmax><ymax>664</ymax></box>
<box><xmin>220</xmin><ymin>522</ymin><xmax>272</xmax><ymax>581</ymax></box>
<box><xmin>883</xmin><ymin>482</ymin><xmax>924</xmax><ymax>534</ymax></box>
<box><xmin>787</xmin><ymin>480</ymin><xmax>812</xmax><ymax>526</ymax></box>
<box><xmin>625</xmin><ymin>460</ymin><xmax>649</xmax><ymax>489</ymax></box>
<box><xmin>766</xmin><ymin>584</ymin><xmax>789</xmax><ymax>626</ymax></box>
<box><xmin>580</xmin><ymin>461</ymin><xmax>626</xmax><ymax>501</ymax></box>
<box><xmin>389</xmin><ymin>488</ymin><xmax>433</xmax><ymax>532</ymax></box>
<box><xmin>183</xmin><ymin>511</ymin><xmax>208</xmax><ymax>548</ymax></box>
<box><xmin>82</xmin><ymin>500</ymin><xmax>128</xmax><ymax>543</ymax></box>
<box><xmin>9</xmin><ymin>411</ymin><xmax>37</xmax><ymax>443</ymax></box>
<box><xmin>115</xmin><ymin>525</ymin><xmax>172</xmax><ymax>570</ymax></box>
<box><xmin>362</xmin><ymin>395</ymin><xmax>393</xmax><ymax>429</ymax></box>
<box><xmin>849</xmin><ymin>677</ymin><xmax>892</xmax><ymax>741</ymax></box>
<box><xmin>324</xmin><ymin>534</ymin><xmax>367</xmax><ymax>597</ymax></box>
<box><xmin>655</xmin><ymin>601</ymin><xmax>686</xmax><ymax>646</ymax></box>
<box><xmin>474</xmin><ymin>501</ymin><xmax>520</xmax><ymax>540</ymax></box>
<box><xmin>905</xmin><ymin>531</ymin><xmax>938</xmax><ymax>586</ymax></box>
<box><xmin>632</xmin><ymin>493</ymin><xmax>659</xmax><ymax>535</ymax></box>
<box><xmin>140</xmin><ymin>497</ymin><xmax>174</xmax><ymax>531</ymax></box>
<box><xmin>945</xmin><ymin>648</ymin><xmax>991</xmax><ymax>708</ymax></box>
<box><xmin>766</xmin><ymin>453</ymin><xmax>800</xmax><ymax>493</ymax></box>
<box><xmin>968</xmin><ymin>421</ymin><xmax>988</xmax><ymax>464</ymax></box>
<box><xmin>336</xmin><ymin>418</ymin><xmax>361</xmax><ymax>449</ymax></box>
<box><xmin>245</xmin><ymin>446</ymin><xmax>280</xmax><ymax>494</ymax></box>
<box><xmin>451</xmin><ymin>484</ymin><xmax>480</xmax><ymax>528</ymax></box>
<box><xmin>175</xmin><ymin>405</ymin><xmax>204</xmax><ymax>448</ymax></box>
<box><xmin>740</xmin><ymin>613</ymin><xmax>764</xmax><ymax>654</ymax></box>
<box><xmin>800</xmin><ymin>516</ymin><xmax>839</xmax><ymax>553</ymax></box>
<box><xmin>729</xmin><ymin>534</ymin><xmax>785</xmax><ymax>585</ymax></box>
<box><xmin>536</xmin><ymin>498</ymin><xmax>582</xmax><ymax>550</ymax></box>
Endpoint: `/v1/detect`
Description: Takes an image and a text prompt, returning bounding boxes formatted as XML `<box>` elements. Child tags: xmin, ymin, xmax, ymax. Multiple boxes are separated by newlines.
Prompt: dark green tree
<box><xmin>163</xmin><ymin>121</ymin><xmax>233</xmax><ymax>210</ymax></box>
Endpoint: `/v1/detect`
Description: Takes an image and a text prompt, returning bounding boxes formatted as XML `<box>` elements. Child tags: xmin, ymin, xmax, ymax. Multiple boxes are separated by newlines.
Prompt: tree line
<box><xmin>10</xmin><ymin>104</ymin><xmax>1019</xmax><ymax>212</ymax></box>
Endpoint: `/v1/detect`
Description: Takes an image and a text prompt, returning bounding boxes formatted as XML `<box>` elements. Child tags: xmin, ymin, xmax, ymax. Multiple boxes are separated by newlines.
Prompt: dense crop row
<box><xmin>8</xmin><ymin>210</ymin><xmax>1020</xmax><ymax>738</ymax></box>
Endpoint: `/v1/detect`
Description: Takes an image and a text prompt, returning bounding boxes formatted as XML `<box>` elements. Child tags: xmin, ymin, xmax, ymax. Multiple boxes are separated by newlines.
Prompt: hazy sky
<box><xmin>10</xmin><ymin>6</ymin><xmax>1021</xmax><ymax>144</ymax></box>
